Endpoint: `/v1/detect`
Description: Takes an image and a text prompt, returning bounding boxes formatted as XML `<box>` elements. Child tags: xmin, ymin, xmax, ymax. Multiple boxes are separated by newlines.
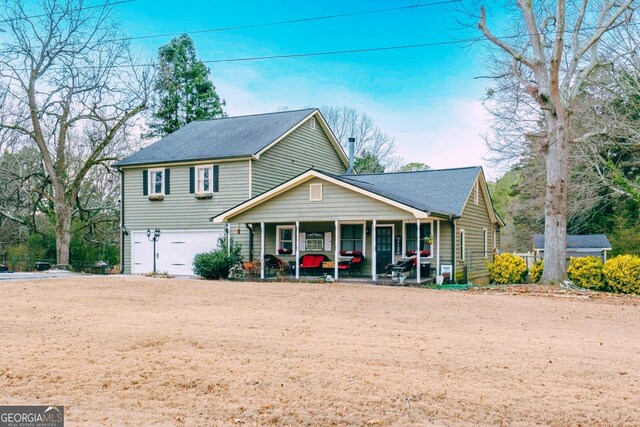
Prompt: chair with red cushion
<box><xmin>338</xmin><ymin>255</ymin><xmax>364</xmax><ymax>276</ymax></box>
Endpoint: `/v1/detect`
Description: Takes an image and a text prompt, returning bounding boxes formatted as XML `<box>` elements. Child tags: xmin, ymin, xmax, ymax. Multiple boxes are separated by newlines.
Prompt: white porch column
<box><xmin>436</xmin><ymin>220</ymin><xmax>441</xmax><ymax>275</ymax></box>
<box><xmin>372</xmin><ymin>220</ymin><xmax>377</xmax><ymax>281</ymax></box>
<box><xmin>260</xmin><ymin>222</ymin><xmax>265</xmax><ymax>280</ymax></box>
<box><xmin>334</xmin><ymin>220</ymin><xmax>339</xmax><ymax>280</ymax></box>
<box><xmin>416</xmin><ymin>219</ymin><xmax>421</xmax><ymax>283</ymax></box>
<box><xmin>227</xmin><ymin>223</ymin><xmax>231</xmax><ymax>253</ymax></box>
<box><xmin>295</xmin><ymin>221</ymin><xmax>300</xmax><ymax>279</ymax></box>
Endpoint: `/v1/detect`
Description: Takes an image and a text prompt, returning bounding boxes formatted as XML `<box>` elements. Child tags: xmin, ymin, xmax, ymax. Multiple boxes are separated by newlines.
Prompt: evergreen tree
<box><xmin>355</xmin><ymin>150</ymin><xmax>385</xmax><ymax>173</ymax></box>
<box><xmin>148</xmin><ymin>34</ymin><xmax>225</xmax><ymax>137</ymax></box>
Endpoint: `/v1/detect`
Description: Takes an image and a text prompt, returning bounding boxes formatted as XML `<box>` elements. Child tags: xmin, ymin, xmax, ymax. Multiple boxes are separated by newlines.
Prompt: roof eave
<box><xmin>112</xmin><ymin>154</ymin><xmax>255</xmax><ymax>169</ymax></box>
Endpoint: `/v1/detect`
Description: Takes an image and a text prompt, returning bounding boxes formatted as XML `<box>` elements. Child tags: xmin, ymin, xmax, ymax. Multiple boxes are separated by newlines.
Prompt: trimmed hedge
<box><xmin>567</xmin><ymin>256</ymin><xmax>604</xmax><ymax>290</ymax></box>
<box><xmin>487</xmin><ymin>253</ymin><xmax>527</xmax><ymax>284</ymax></box>
<box><xmin>603</xmin><ymin>254</ymin><xmax>640</xmax><ymax>294</ymax></box>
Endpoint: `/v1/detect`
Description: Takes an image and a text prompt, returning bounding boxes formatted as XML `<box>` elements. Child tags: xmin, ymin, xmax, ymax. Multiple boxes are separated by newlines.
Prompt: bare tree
<box><xmin>476</xmin><ymin>0</ymin><xmax>637</xmax><ymax>283</ymax></box>
<box><xmin>321</xmin><ymin>105</ymin><xmax>402</xmax><ymax>171</ymax></box>
<box><xmin>0</xmin><ymin>0</ymin><xmax>150</xmax><ymax>266</ymax></box>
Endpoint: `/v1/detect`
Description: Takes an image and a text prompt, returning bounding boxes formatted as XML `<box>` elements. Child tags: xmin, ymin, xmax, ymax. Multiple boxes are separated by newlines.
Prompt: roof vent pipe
<box><xmin>347</xmin><ymin>137</ymin><xmax>355</xmax><ymax>175</ymax></box>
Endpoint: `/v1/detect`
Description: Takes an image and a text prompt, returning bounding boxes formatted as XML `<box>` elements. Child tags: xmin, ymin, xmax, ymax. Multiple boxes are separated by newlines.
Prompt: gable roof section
<box><xmin>337</xmin><ymin>167</ymin><xmax>482</xmax><ymax>217</ymax></box>
<box><xmin>113</xmin><ymin>108</ymin><xmax>348</xmax><ymax>167</ymax></box>
<box><xmin>213</xmin><ymin>169</ymin><xmax>434</xmax><ymax>223</ymax></box>
<box><xmin>533</xmin><ymin>234</ymin><xmax>612</xmax><ymax>250</ymax></box>
<box><xmin>213</xmin><ymin>166</ymin><xmax>502</xmax><ymax>223</ymax></box>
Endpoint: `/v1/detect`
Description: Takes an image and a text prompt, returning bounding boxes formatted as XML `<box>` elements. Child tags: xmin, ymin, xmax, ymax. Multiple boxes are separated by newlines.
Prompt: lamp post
<box><xmin>146</xmin><ymin>228</ymin><xmax>161</xmax><ymax>273</ymax></box>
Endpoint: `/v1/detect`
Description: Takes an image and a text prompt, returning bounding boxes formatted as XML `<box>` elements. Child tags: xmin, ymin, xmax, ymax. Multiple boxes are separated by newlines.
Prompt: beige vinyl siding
<box><xmin>438</xmin><ymin>219</ymin><xmax>454</xmax><ymax>272</ymax></box>
<box><xmin>231</xmin><ymin>178</ymin><xmax>416</xmax><ymax>224</ymax></box>
<box><xmin>122</xmin><ymin>160</ymin><xmax>250</xmax><ymax>273</ymax></box>
<box><xmin>455</xmin><ymin>176</ymin><xmax>496</xmax><ymax>282</ymax></box>
<box><xmin>252</xmin><ymin>120</ymin><xmax>347</xmax><ymax>195</ymax></box>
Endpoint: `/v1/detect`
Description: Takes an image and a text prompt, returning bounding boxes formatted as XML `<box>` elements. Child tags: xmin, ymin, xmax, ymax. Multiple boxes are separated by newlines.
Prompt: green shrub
<box><xmin>603</xmin><ymin>254</ymin><xmax>640</xmax><ymax>294</ymax></box>
<box><xmin>193</xmin><ymin>236</ymin><xmax>243</xmax><ymax>280</ymax></box>
<box><xmin>529</xmin><ymin>260</ymin><xmax>543</xmax><ymax>283</ymax></box>
<box><xmin>487</xmin><ymin>253</ymin><xmax>527</xmax><ymax>284</ymax></box>
<box><xmin>567</xmin><ymin>256</ymin><xmax>604</xmax><ymax>290</ymax></box>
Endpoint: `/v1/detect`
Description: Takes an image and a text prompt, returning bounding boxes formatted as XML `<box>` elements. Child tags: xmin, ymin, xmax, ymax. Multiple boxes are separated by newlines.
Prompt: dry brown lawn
<box><xmin>1</xmin><ymin>276</ymin><xmax>639</xmax><ymax>426</ymax></box>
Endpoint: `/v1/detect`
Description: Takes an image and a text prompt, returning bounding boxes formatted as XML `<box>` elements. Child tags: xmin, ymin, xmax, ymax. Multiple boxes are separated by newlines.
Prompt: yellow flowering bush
<box><xmin>487</xmin><ymin>253</ymin><xmax>527</xmax><ymax>284</ymax></box>
<box><xmin>529</xmin><ymin>260</ymin><xmax>543</xmax><ymax>283</ymax></box>
<box><xmin>603</xmin><ymin>255</ymin><xmax>640</xmax><ymax>294</ymax></box>
<box><xmin>567</xmin><ymin>256</ymin><xmax>604</xmax><ymax>290</ymax></box>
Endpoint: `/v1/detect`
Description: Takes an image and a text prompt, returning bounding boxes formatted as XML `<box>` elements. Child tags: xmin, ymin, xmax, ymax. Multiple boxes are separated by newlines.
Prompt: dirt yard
<box><xmin>1</xmin><ymin>276</ymin><xmax>638</xmax><ymax>426</ymax></box>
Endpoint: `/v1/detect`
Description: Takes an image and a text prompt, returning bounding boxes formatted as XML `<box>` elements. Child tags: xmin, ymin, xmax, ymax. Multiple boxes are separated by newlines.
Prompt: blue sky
<box><xmin>112</xmin><ymin>0</ymin><xmax>507</xmax><ymax>178</ymax></box>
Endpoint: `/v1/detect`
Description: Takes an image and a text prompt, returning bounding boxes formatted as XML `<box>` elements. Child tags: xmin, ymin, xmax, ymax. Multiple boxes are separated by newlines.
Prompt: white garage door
<box><xmin>131</xmin><ymin>230</ymin><xmax>222</xmax><ymax>275</ymax></box>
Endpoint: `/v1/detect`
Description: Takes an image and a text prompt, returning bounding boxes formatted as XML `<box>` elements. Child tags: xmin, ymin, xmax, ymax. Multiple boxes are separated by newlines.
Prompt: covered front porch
<box><xmin>229</xmin><ymin>218</ymin><xmax>452</xmax><ymax>284</ymax></box>
<box><xmin>213</xmin><ymin>170</ymin><xmax>457</xmax><ymax>284</ymax></box>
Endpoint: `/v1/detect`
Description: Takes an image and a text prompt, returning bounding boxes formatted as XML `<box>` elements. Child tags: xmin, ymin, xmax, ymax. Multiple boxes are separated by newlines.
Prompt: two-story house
<box><xmin>115</xmin><ymin>107</ymin><xmax>504</xmax><ymax>284</ymax></box>
<box><xmin>113</xmin><ymin>108</ymin><xmax>349</xmax><ymax>275</ymax></box>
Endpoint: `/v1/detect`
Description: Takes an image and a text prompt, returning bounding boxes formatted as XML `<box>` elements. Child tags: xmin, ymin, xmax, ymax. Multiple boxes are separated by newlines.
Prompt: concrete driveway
<box><xmin>0</xmin><ymin>272</ymin><xmax>85</xmax><ymax>281</ymax></box>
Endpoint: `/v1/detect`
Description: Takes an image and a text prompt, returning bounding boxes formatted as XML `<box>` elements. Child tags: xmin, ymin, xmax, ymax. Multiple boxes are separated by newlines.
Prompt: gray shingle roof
<box><xmin>334</xmin><ymin>166</ymin><xmax>481</xmax><ymax>217</ymax></box>
<box><xmin>113</xmin><ymin>108</ymin><xmax>317</xmax><ymax>167</ymax></box>
<box><xmin>533</xmin><ymin>234</ymin><xmax>612</xmax><ymax>250</ymax></box>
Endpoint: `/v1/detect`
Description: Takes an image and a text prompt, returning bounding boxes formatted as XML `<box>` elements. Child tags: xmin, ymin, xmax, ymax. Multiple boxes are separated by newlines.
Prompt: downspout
<box><xmin>119</xmin><ymin>168</ymin><xmax>125</xmax><ymax>274</ymax></box>
<box><xmin>450</xmin><ymin>215</ymin><xmax>456</xmax><ymax>284</ymax></box>
<box><xmin>245</xmin><ymin>224</ymin><xmax>254</xmax><ymax>261</ymax></box>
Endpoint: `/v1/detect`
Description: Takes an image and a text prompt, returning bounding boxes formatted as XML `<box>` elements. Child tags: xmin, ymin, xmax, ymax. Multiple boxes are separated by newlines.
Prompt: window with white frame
<box><xmin>340</xmin><ymin>224</ymin><xmax>363</xmax><ymax>252</ymax></box>
<box><xmin>493</xmin><ymin>230</ymin><xmax>498</xmax><ymax>250</ymax></box>
<box><xmin>483</xmin><ymin>228</ymin><xmax>488</xmax><ymax>258</ymax></box>
<box><xmin>405</xmin><ymin>222</ymin><xmax>432</xmax><ymax>255</ymax></box>
<box><xmin>305</xmin><ymin>233</ymin><xmax>324</xmax><ymax>251</ymax></box>
<box><xmin>276</xmin><ymin>226</ymin><xmax>295</xmax><ymax>253</ymax></box>
<box><xmin>309</xmin><ymin>117</ymin><xmax>316</xmax><ymax>130</ymax></box>
<box><xmin>196</xmin><ymin>165</ymin><xmax>213</xmax><ymax>193</ymax></box>
<box><xmin>149</xmin><ymin>169</ymin><xmax>164</xmax><ymax>195</ymax></box>
<box><xmin>459</xmin><ymin>229</ymin><xmax>466</xmax><ymax>261</ymax></box>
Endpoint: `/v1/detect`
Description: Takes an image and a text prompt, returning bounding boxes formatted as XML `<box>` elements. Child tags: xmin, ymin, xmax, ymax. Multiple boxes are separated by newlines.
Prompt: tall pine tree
<box><xmin>148</xmin><ymin>34</ymin><xmax>225</xmax><ymax>137</ymax></box>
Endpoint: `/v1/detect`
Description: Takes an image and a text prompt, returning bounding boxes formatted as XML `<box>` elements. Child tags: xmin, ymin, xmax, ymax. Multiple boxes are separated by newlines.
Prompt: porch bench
<box><xmin>299</xmin><ymin>254</ymin><xmax>328</xmax><ymax>275</ymax></box>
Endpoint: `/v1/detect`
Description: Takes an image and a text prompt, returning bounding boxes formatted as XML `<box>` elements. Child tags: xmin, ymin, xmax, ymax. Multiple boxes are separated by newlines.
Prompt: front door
<box><xmin>375</xmin><ymin>226</ymin><xmax>393</xmax><ymax>273</ymax></box>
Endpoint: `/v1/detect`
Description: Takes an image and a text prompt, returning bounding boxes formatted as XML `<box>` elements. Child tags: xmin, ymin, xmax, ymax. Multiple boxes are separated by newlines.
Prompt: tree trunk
<box><xmin>55</xmin><ymin>202</ymin><xmax>72</xmax><ymax>267</ymax></box>
<box><xmin>542</xmin><ymin>113</ymin><xmax>569</xmax><ymax>284</ymax></box>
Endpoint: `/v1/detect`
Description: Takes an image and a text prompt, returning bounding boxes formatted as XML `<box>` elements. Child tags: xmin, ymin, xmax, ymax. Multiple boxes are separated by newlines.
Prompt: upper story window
<box><xmin>149</xmin><ymin>169</ymin><xmax>164</xmax><ymax>195</ymax></box>
<box><xmin>190</xmin><ymin>164</ymin><xmax>219</xmax><ymax>197</ymax></box>
<box><xmin>196</xmin><ymin>165</ymin><xmax>213</xmax><ymax>193</ymax></box>
<box><xmin>309</xmin><ymin>117</ymin><xmax>316</xmax><ymax>130</ymax></box>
